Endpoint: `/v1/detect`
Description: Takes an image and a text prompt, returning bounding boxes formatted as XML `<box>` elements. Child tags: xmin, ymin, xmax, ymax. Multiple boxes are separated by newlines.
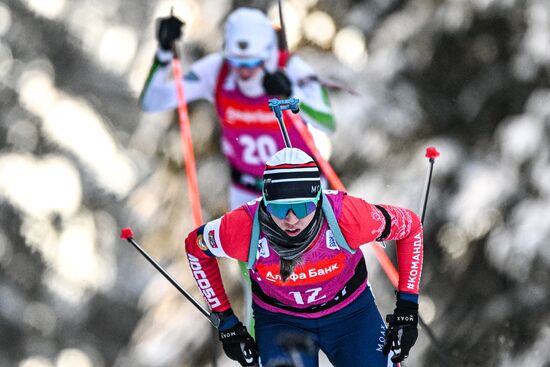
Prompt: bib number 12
<box><xmin>289</xmin><ymin>287</ymin><xmax>326</xmax><ymax>305</ymax></box>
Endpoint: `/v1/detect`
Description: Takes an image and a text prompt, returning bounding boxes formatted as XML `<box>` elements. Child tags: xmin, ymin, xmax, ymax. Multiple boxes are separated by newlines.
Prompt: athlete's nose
<box><xmin>284</xmin><ymin>210</ymin><xmax>300</xmax><ymax>225</ymax></box>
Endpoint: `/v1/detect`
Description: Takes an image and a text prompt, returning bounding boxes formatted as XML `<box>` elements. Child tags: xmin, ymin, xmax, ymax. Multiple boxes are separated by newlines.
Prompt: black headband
<box><xmin>263</xmin><ymin>162</ymin><xmax>321</xmax><ymax>202</ymax></box>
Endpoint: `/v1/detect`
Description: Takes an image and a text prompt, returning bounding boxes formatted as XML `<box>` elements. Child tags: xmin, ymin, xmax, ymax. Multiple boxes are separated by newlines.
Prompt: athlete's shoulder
<box><xmin>339</xmin><ymin>193</ymin><xmax>382</xmax><ymax>222</ymax></box>
<box><xmin>223</xmin><ymin>204</ymin><xmax>255</xmax><ymax>227</ymax></box>
<box><xmin>323</xmin><ymin>189</ymin><xmax>348</xmax><ymax>201</ymax></box>
<box><xmin>286</xmin><ymin>54</ymin><xmax>316</xmax><ymax>78</ymax></box>
<box><xmin>199</xmin><ymin>206</ymin><xmax>254</xmax><ymax>260</ymax></box>
<box><xmin>187</xmin><ymin>53</ymin><xmax>224</xmax><ymax>79</ymax></box>
<box><xmin>324</xmin><ymin>189</ymin><xmax>346</xmax><ymax>196</ymax></box>
<box><xmin>192</xmin><ymin>52</ymin><xmax>224</xmax><ymax>68</ymax></box>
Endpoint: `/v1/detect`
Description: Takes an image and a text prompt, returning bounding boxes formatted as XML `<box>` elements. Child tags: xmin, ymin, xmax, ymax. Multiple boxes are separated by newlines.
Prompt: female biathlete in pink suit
<box><xmin>185</xmin><ymin>148</ymin><xmax>423</xmax><ymax>367</ymax></box>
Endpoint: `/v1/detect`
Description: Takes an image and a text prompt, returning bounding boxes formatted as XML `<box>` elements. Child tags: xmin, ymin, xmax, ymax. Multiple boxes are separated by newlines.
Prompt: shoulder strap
<box><xmin>247</xmin><ymin>207</ymin><xmax>261</xmax><ymax>269</ymax></box>
<box><xmin>321</xmin><ymin>192</ymin><xmax>355</xmax><ymax>254</ymax></box>
<box><xmin>246</xmin><ymin>192</ymin><xmax>355</xmax><ymax>269</ymax></box>
<box><xmin>248</xmin><ymin>192</ymin><xmax>354</xmax><ymax>268</ymax></box>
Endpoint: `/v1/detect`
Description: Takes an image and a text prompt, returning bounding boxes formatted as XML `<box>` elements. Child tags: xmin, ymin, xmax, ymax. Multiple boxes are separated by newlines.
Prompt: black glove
<box><xmin>156</xmin><ymin>16</ymin><xmax>184</xmax><ymax>50</ymax></box>
<box><xmin>382</xmin><ymin>297</ymin><xmax>419</xmax><ymax>363</ymax></box>
<box><xmin>263</xmin><ymin>70</ymin><xmax>292</xmax><ymax>97</ymax></box>
<box><xmin>217</xmin><ymin>310</ymin><xmax>258</xmax><ymax>366</ymax></box>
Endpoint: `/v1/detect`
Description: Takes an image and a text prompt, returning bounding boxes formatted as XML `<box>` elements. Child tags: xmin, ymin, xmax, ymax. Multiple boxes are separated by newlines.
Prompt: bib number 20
<box><xmin>240</xmin><ymin>135</ymin><xmax>278</xmax><ymax>165</ymax></box>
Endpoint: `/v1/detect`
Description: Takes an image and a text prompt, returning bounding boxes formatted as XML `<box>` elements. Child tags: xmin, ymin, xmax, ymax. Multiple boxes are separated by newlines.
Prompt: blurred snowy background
<box><xmin>1</xmin><ymin>0</ymin><xmax>550</xmax><ymax>366</ymax></box>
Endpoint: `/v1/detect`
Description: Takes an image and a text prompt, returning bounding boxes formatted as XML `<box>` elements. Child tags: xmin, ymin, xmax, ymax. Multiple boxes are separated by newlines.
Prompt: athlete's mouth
<box><xmin>285</xmin><ymin>228</ymin><xmax>301</xmax><ymax>236</ymax></box>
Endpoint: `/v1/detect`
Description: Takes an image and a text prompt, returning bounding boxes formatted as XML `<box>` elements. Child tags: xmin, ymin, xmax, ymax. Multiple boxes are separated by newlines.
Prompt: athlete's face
<box><xmin>227</xmin><ymin>57</ymin><xmax>264</xmax><ymax>81</ymax></box>
<box><xmin>270</xmin><ymin>209</ymin><xmax>316</xmax><ymax>237</ymax></box>
<box><xmin>233</xmin><ymin>65</ymin><xmax>263</xmax><ymax>81</ymax></box>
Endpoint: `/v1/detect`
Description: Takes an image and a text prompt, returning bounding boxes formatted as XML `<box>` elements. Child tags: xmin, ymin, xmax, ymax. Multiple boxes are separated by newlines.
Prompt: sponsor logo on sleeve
<box><xmin>202</xmin><ymin>218</ymin><xmax>228</xmax><ymax>257</ymax></box>
<box><xmin>187</xmin><ymin>254</ymin><xmax>221</xmax><ymax>308</ymax></box>
<box><xmin>406</xmin><ymin>233</ymin><xmax>423</xmax><ymax>291</ymax></box>
<box><xmin>208</xmin><ymin>230</ymin><xmax>218</xmax><ymax>249</ymax></box>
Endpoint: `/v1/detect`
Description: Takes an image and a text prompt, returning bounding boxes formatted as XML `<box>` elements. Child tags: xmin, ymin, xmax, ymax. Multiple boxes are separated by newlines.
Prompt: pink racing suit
<box><xmin>184</xmin><ymin>190</ymin><xmax>423</xmax><ymax>315</ymax></box>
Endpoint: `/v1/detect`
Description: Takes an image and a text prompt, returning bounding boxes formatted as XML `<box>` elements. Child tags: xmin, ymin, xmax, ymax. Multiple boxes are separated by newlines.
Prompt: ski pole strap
<box><xmin>321</xmin><ymin>192</ymin><xmax>355</xmax><ymax>254</ymax></box>
<box><xmin>247</xmin><ymin>207</ymin><xmax>261</xmax><ymax>269</ymax></box>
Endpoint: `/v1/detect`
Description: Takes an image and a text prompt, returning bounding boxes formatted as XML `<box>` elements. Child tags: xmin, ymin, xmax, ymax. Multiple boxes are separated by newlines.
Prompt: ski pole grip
<box><xmin>425</xmin><ymin>146</ymin><xmax>440</xmax><ymax>162</ymax></box>
<box><xmin>268</xmin><ymin>97</ymin><xmax>300</xmax><ymax>118</ymax></box>
<box><xmin>268</xmin><ymin>98</ymin><xmax>300</xmax><ymax>148</ymax></box>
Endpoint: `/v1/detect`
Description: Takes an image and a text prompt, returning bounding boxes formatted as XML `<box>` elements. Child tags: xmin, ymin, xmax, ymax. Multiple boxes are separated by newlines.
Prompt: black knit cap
<box><xmin>262</xmin><ymin>148</ymin><xmax>321</xmax><ymax>203</ymax></box>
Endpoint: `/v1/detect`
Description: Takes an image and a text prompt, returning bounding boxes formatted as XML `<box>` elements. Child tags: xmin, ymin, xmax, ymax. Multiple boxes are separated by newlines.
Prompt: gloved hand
<box><xmin>262</xmin><ymin>70</ymin><xmax>292</xmax><ymax>97</ymax></box>
<box><xmin>217</xmin><ymin>309</ymin><xmax>259</xmax><ymax>366</ymax></box>
<box><xmin>382</xmin><ymin>297</ymin><xmax>419</xmax><ymax>363</ymax></box>
<box><xmin>156</xmin><ymin>16</ymin><xmax>184</xmax><ymax>50</ymax></box>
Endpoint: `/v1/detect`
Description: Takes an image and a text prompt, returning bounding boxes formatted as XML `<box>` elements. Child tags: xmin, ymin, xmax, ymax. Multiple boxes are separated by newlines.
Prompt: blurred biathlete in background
<box><xmin>140</xmin><ymin>7</ymin><xmax>336</xmax><ymax>332</ymax></box>
<box><xmin>184</xmin><ymin>148</ymin><xmax>423</xmax><ymax>366</ymax></box>
<box><xmin>140</xmin><ymin>7</ymin><xmax>335</xmax><ymax>210</ymax></box>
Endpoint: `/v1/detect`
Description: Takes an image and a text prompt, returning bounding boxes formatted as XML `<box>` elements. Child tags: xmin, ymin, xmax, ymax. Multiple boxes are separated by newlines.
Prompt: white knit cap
<box><xmin>223</xmin><ymin>8</ymin><xmax>277</xmax><ymax>69</ymax></box>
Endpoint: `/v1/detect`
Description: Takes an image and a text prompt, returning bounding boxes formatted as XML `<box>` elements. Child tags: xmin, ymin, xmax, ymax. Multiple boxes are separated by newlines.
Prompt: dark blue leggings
<box><xmin>253</xmin><ymin>287</ymin><xmax>395</xmax><ymax>367</ymax></box>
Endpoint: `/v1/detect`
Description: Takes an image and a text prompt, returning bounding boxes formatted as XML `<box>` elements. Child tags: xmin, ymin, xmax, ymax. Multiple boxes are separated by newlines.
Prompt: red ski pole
<box><xmin>168</xmin><ymin>10</ymin><xmax>218</xmax><ymax>366</ymax></box>
<box><xmin>170</xmin><ymin>12</ymin><xmax>203</xmax><ymax>227</ymax></box>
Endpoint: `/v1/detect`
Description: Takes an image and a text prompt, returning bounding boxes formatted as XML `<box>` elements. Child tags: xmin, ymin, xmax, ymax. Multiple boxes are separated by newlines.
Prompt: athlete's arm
<box><xmin>339</xmin><ymin>194</ymin><xmax>424</xmax><ymax>295</ymax></box>
<box><xmin>139</xmin><ymin>51</ymin><xmax>222</xmax><ymax>112</ymax></box>
<box><xmin>184</xmin><ymin>206</ymin><xmax>253</xmax><ymax>312</ymax></box>
<box><xmin>286</xmin><ymin>56</ymin><xmax>335</xmax><ymax>133</ymax></box>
